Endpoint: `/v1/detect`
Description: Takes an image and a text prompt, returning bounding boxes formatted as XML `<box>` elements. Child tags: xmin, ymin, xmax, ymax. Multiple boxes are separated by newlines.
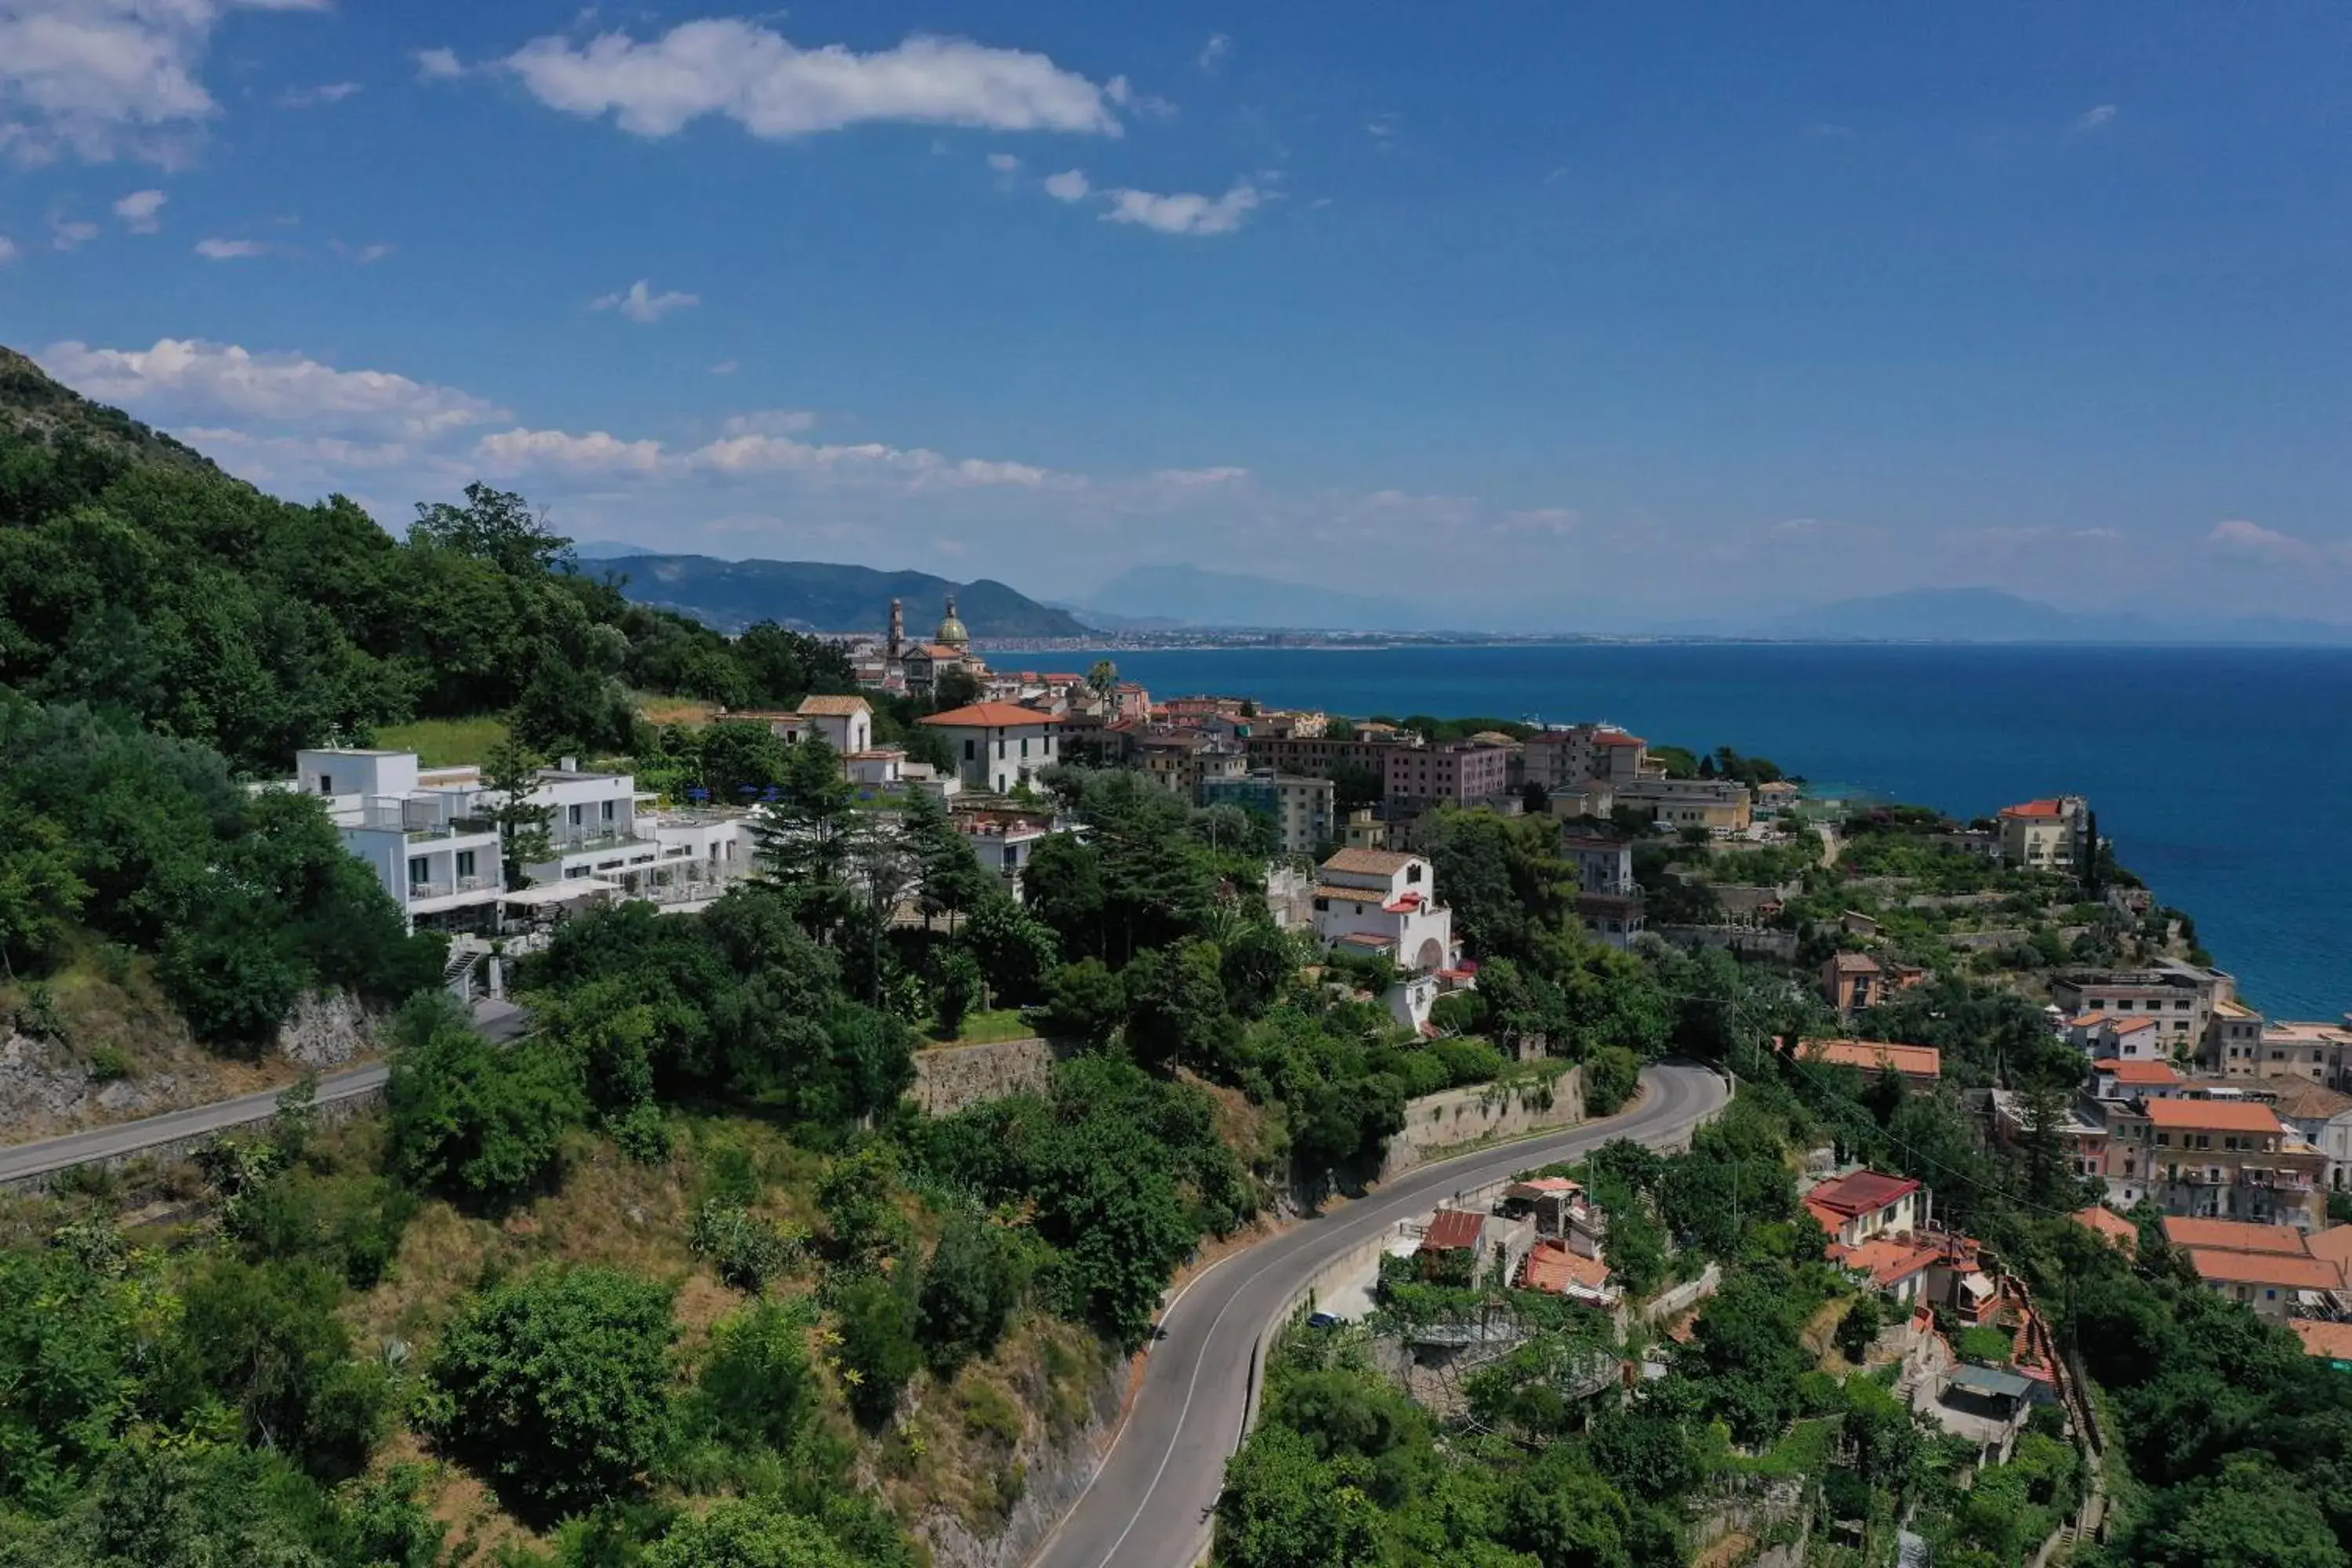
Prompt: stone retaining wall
<box><xmin>906</xmin><ymin>1037</ymin><xmax>1074</xmax><ymax>1116</ymax></box>
<box><xmin>1377</xmin><ymin>1069</ymin><xmax>1587</xmax><ymax>1181</ymax></box>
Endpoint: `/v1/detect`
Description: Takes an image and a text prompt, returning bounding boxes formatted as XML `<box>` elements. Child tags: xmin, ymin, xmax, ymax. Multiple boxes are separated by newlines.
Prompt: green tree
<box><xmin>1040</xmin><ymin>957</ymin><xmax>1125</xmax><ymax>1047</ymax></box>
<box><xmin>830</xmin><ymin>1271</ymin><xmax>920</xmax><ymax>1428</ymax></box>
<box><xmin>916</xmin><ymin>1215</ymin><xmax>1032</xmax><ymax>1374</ymax></box>
<box><xmin>420</xmin><ymin>1266</ymin><xmax>677</xmax><ymax>1518</ymax></box>
<box><xmin>644</xmin><ymin>1497</ymin><xmax>859</xmax><ymax>1568</ymax></box>
<box><xmin>901</xmin><ymin>786</ymin><xmax>991</xmax><ymax>930</ymax></box>
<box><xmin>168</xmin><ymin>1255</ymin><xmax>390</xmax><ymax>1481</ymax></box>
<box><xmin>408</xmin><ymin>481</ymin><xmax>573</xmax><ymax>577</ymax></box>
<box><xmin>1122</xmin><ymin>940</ymin><xmax>1232</xmax><ymax>1075</ymax></box>
<box><xmin>755</xmin><ymin>735</ymin><xmax>858</xmax><ymax>938</ymax></box>
<box><xmin>483</xmin><ymin>736</ymin><xmax>554</xmax><ymax>890</ymax></box>
<box><xmin>386</xmin><ymin>999</ymin><xmax>586</xmax><ymax>1205</ymax></box>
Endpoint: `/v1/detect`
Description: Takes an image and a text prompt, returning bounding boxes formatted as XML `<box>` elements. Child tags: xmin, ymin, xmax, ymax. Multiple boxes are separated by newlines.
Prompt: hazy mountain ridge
<box><xmin>589</xmin><ymin>554</ymin><xmax>1094</xmax><ymax>638</ymax></box>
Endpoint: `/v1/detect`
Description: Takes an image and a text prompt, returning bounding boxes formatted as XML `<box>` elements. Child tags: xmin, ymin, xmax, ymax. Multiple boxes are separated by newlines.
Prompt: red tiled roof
<box><xmin>1807</xmin><ymin>1171</ymin><xmax>1922</xmax><ymax>1217</ymax></box>
<box><xmin>1320</xmin><ymin>848</ymin><xmax>1420</xmax><ymax>876</ymax></box>
<box><xmin>1801</xmin><ymin>1038</ymin><xmax>1942</xmax><ymax>1079</ymax></box>
<box><xmin>2292</xmin><ymin>1319</ymin><xmax>2352</xmax><ymax>1361</ymax></box>
<box><xmin>2187</xmin><ymin>1249</ymin><xmax>2343</xmax><ymax>1291</ymax></box>
<box><xmin>1420</xmin><ymin>1209</ymin><xmax>1485</xmax><ymax>1253</ymax></box>
<box><xmin>2308</xmin><ymin>1226</ymin><xmax>2352</xmax><ymax>1275</ymax></box>
<box><xmin>2161</xmin><ymin>1216</ymin><xmax>2312</xmax><ymax>1256</ymax></box>
<box><xmin>2002</xmin><ymin>799</ymin><xmax>2066</xmax><ymax>819</ymax></box>
<box><xmin>2143</xmin><ymin>1098</ymin><xmax>2283</xmax><ymax>1134</ymax></box>
<box><xmin>1840</xmin><ymin>1237</ymin><xmax>1940</xmax><ymax>1288</ymax></box>
<box><xmin>2092</xmin><ymin>1058</ymin><xmax>2180</xmax><ymax>1084</ymax></box>
<box><xmin>1828</xmin><ymin>953</ymin><xmax>1882</xmax><ymax>973</ymax></box>
<box><xmin>2073</xmin><ymin>1206</ymin><xmax>2137</xmax><ymax>1248</ymax></box>
<box><xmin>920</xmin><ymin>702</ymin><xmax>1057</xmax><ymax>728</ymax></box>
<box><xmin>1593</xmin><ymin>733</ymin><xmax>1645</xmax><ymax>747</ymax></box>
<box><xmin>1523</xmin><ymin>1241</ymin><xmax>1611</xmax><ymax>1294</ymax></box>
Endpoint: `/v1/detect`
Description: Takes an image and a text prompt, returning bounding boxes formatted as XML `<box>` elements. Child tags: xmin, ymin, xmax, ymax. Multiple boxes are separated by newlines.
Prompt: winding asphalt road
<box><xmin>1027</xmin><ymin>1061</ymin><xmax>1731</xmax><ymax>1568</ymax></box>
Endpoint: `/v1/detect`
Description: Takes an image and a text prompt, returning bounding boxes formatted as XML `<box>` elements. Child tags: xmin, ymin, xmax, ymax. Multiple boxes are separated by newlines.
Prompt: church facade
<box><xmin>884</xmin><ymin>595</ymin><xmax>986</xmax><ymax>697</ymax></box>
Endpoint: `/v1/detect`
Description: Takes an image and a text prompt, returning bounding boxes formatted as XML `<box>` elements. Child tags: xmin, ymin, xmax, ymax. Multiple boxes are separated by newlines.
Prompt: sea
<box><xmin>1067</xmin><ymin>642</ymin><xmax>2351</xmax><ymax>1020</ymax></box>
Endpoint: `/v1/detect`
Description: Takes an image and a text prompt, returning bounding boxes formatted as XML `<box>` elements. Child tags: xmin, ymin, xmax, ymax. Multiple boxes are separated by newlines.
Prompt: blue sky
<box><xmin>2</xmin><ymin>1</ymin><xmax>2348</xmax><ymax>626</ymax></box>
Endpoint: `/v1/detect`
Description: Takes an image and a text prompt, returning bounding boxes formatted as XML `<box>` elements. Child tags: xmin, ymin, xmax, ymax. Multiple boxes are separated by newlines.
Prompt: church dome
<box><xmin>935</xmin><ymin>595</ymin><xmax>970</xmax><ymax>648</ymax></box>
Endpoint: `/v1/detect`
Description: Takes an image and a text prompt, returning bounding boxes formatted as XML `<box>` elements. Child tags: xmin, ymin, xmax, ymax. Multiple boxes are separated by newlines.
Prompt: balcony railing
<box><xmin>407</xmin><ymin>874</ymin><xmax>500</xmax><ymax>903</ymax></box>
<box><xmin>550</xmin><ymin>822</ymin><xmax>644</xmax><ymax>851</ymax></box>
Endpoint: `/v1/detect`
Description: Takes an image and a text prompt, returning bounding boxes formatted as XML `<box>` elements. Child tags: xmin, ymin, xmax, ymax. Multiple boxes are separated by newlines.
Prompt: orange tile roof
<box><xmin>2002</xmin><ymin>799</ymin><xmax>2066</xmax><ymax>819</ymax></box>
<box><xmin>1523</xmin><ymin>1241</ymin><xmax>1612</xmax><ymax>1294</ymax></box>
<box><xmin>1801</xmin><ymin>1039</ymin><xmax>1943</xmax><ymax>1079</ymax></box>
<box><xmin>1828</xmin><ymin>953</ymin><xmax>1882</xmax><ymax>974</ymax></box>
<box><xmin>2186</xmin><ymin>1249</ymin><xmax>2343</xmax><ymax>1291</ymax></box>
<box><xmin>1320</xmin><ymin>848</ymin><xmax>1421</xmax><ymax>877</ymax></box>
<box><xmin>1802</xmin><ymin>1199</ymin><xmax>1847</xmax><ymax>1236</ymax></box>
<box><xmin>2162</xmin><ymin>1217</ymin><xmax>2312</xmax><ymax>1255</ymax></box>
<box><xmin>1592</xmin><ymin>732</ymin><xmax>1645</xmax><ymax>746</ymax></box>
<box><xmin>2093</xmin><ymin>1058</ymin><xmax>2180</xmax><ymax>1084</ymax></box>
<box><xmin>2292</xmin><ymin>1319</ymin><xmax>2352</xmax><ymax>1361</ymax></box>
<box><xmin>1420</xmin><ymin>1209</ymin><xmax>1486</xmax><ymax>1253</ymax></box>
<box><xmin>920</xmin><ymin>702</ymin><xmax>1057</xmax><ymax>728</ymax></box>
<box><xmin>1839</xmin><ymin>1236</ymin><xmax>1941</xmax><ymax>1288</ymax></box>
<box><xmin>2073</xmin><ymin>1206</ymin><xmax>2138</xmax><ymax>1248</ymax></box>
<box><xmin>2306</xmin><ymin>1225</ymin><xmax>2352</xmax><ymax>1274</ymax></box>
<box><xmin>2143</xmin><ymin>1098</ymin><xmax>2283</xmax><ymax>1134</ymax></box>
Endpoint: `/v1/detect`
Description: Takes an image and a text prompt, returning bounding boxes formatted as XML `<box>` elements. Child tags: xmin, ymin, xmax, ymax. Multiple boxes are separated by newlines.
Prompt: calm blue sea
<box><xmin>1074</xmin><ymin>643</ymin><xmax>2352</xmax><ymax>1020</ymax></box>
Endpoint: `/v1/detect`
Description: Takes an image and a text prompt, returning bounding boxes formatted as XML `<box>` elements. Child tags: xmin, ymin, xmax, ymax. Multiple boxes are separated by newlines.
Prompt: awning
<box><xmin>502</xmin><ymin>878</ymin><xmax>622</xmax><ymax>907</ymax></box>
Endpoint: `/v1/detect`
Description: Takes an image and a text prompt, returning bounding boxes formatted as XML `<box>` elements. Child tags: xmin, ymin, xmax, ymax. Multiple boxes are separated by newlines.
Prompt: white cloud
<box><xmin>1150</xmin><ymin>465</ymin><xmax>1248</xmax><ymax>487</ymax></box>
<box><xmin>280</xmin><ymin>80</ymin><xmax>361</xmax><ymax>107</ymax></box>
<box><xmin>36</xmin><ymin>338</ymin><xmax>508</xmax><ymax>441</ymax></box>
<box><xmin>415</xmin><ymin>47</ymin><xmax>464</xmax><ymax>82</ymax></box>
<box><xmin>1103</xmin><ymin>179</ymin><xmax>1261</xmax><ymax>236</ymax></box>
<box><xmin>589</xmin><ymin>278</ymin><xmax>699</xmax><ymax>323</ymax></box>
<box><xmin>1198</xmin><ymin>33</ymin><xmax>1229</xmax><ymax>72</ymax></box>
<box><xmin>0</xmin><ymin>235</ymin><xmax>17</xmax><ymax>263</ymax></box>
<box><xmin>477</xmin><ymin>427</ymin><xmax>666</xmax><ymax>475</ymax></box>
<box><xmin>1365</xmin><ymin>112</ymin><xmax>1399</xmax><ymax>143</ymax></box>
<box><xmin>113</xmin><ymin>187</ymin><xmax>165</xmax><ymax>230</ymax></box>
<box><xmin>51</xmin><ymin>217</ymin><xmax>98</xmax><ymax>250</ymax></box>
<box><xmin>708</xmin><ymin>359</ymin><xmax>739</xmax><ymax>376</ymax></box>
<box><xmin>986</xmin><ymin>151</ymin><xmax>1020</xmax><ymax>172</ymax></box>
<box><xmin>505</xmin><ymin>20</ymin><xmax>1125</xmax><ymax>140</ymax></box>
<box><xmin>194</xmin><ymin>236</ymin><xmax>267</xmax><ymax>259</ymax></box>
<box><xmin>1043</xmin><ymin>167</ymin><xmax>1090</xmax><ymax>202</ymax></box>
<box><xmin>722</xmin><ymin>409</ymin><xmax>818</xmax><ymax>436</ymax></box>
<box><xmin>2207</xmin><ymin>517</ymin><xmax>2332</xmax><ymax>564</ymax></box>
<box><xmin>2072</xmin><ymin>103</ymin><xmax>2118</xmax><ymax>133</ymax></box>
<box><xmin>0</xmin><ymin>0</ymin><xmax>329</xmax><ymax>166</ymax></box>
<box><xmin>347</xmin><ymin>241</ymin><xmax>393</xmax><ymax>263</ymax></box>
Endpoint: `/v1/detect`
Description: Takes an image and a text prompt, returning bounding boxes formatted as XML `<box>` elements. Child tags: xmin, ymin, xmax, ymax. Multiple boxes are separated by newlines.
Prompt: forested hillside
<box><xmin>600</xmin><ymin>553</ymin><xmax>1093</xmax><ymax>638</ymax></box>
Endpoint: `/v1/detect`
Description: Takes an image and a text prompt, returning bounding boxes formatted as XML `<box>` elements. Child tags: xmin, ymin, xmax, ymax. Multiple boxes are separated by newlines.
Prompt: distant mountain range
<box><xmin>1083</xmin><ymin>564</ymin><xmax>1448</xmax><ymax>632</ymax></box>
<box><xmin>583</xmin><ymin>554</ymin><xmax>1093</xmax><ymax>638</ymax></box>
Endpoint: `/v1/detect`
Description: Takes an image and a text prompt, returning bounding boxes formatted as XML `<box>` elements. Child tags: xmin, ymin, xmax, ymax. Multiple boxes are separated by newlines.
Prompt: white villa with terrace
<box><xmin>1309</xmin><ymin>848</ymin><xmax>1458</xmax><ymax>975</ymax></box>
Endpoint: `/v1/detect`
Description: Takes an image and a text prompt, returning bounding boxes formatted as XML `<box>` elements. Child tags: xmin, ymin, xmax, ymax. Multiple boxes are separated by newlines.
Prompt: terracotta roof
<box><xmin>1802</xmin><ymin>1199</ymin><xmax>1847</xmax><ymax>1236</ymax></box>
<box><xmin>2143</xmin><ymin>1098</ymin><xmax>2283</xmax><ymax>1134</ymax></box>
<box><xmin>1806</xmin><ymin>1171</ymin><xmax>1922</xmax><ymax>1217</ymax></box>
<box><xmin>2269</xmin><ymin>1081</ymin><xmax>2352</xmax><ymax>1122</ymax></box>
<box><xmin>920</xmin><ymin>702</ymin><xmax>1057</xmax><ymax>728</ymax></box>
<box><xmin>2071</xmin><ymin>1012</ymin><xmax>2111</xmax><ymax>1027</ymax></box>
<box><xmin>2073</xmin><ymin>1206</ymin><xmax>2138</xmax><ymax>1248</ymax></box>
<box><xmin>1523</xmin><ymin>1241</ymin><xmax>1611</xmax><ymax>1294</ymax></box>
<box><xmin>1509</xmin><ymin>1177</ymin><xmax>1582</xmax><ymax>1196</ymax></box>
<box><xmin>1319</xmin><ymin>848</ymin><xmax>1421</xmax><ymax>877</ymax></box>
<box><xmin>1828</xmin><ymin>952</ymin><xmax>1882</xmax><ymax>974</ymax></box>
<box><xmin>1420</xmin><ymin>1209</ymin><xmax>1486</xmax><ymax>1253</ymax></box>
<box><xmin>1840</xmin><ymin>1237</ymin><xmax>1941</xmax><ymax>1288</ymax></box>
<box><xmin>2307</xmin><ymin>1225</ymin><xmax>2352</xmax><ymax>1275</ymax></box>
<box><xmin>1801</xmin><ymin>1038</ymin><xmax>1942</xmax><ymax>1080</ymax></box>
<box><xmin>796</xmin><ymin>695</ymin><xmax>872</xmax><ymax>716</ymax></box>
<box><xmin>2108</xmin><ymin>1017</ymin><xmax>2159</xmax><ymax>1034</ymax></box>
<box><xmin>2092</xmin><ymin>1058</ymin><xmax>2180</xmax><ymax>1084</ymax></box>
<box><xmin>1592</xmin><ymin>732</ymin><xmax>1645</xmax><ymax>746</ymax></box>
<box><xmin>2292</xmin><ymin>1320</ymin><xmax>2352</xmax><ymax>1361</ymax></box>
<box><xmin>2002</xmin><ymin>799</ymin><xmax>2067</xmax><ymax>819</ymax></box>
<box><xmin>2186</xmin><ymin>1249</ymin><xmax>2343</xmax><ymax>1291</ymax></box>
<box><xmin>2162</xmin><ymin>1216</ymin><xmax>2312</xmax><ymax>1256</ymax></box>
<box><xmin>1310</xmin><ymin>885</ymin><xmax>1386</xmax><ymax>906</ymax></box>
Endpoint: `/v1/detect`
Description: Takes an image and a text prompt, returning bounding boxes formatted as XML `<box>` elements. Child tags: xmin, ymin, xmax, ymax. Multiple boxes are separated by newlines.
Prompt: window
<box><xmin>569</xmin><ymin>804</ymin><xmax>585</xmax><ymax>826</ymax></box>
<box><xmin>601</xmin><ymin>800</ymin><xmax>615</xmax><ymax>823</ymax></box>
<box><xmin>964</xmin><ymin>739</ymin><xmax>976</xmax><ymax>761</ymax></box>
<box><xmin>408</xmin><ymin>857</ymin><xmax>429</xmax><ymax>887</ymax></box>
<box><xmin>456</xmin><ymin>851</ymin><xmax>476</xmax><ymax>880</ymax></box>
<box><xmin>318</xmin><ymin>773</ymin><xmax>335</xmax><ymax>794</ymax></box>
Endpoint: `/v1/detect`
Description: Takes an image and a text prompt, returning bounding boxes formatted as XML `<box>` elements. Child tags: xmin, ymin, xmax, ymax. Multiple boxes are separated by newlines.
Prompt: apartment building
<box><xmin>1245</xmin><ymin>731</ymin><xmax>1421</xmax><ymax>782</ymax></box>
<box><xmin>1521</xmin><ymin>724</ymin><xmax>1650</xmax><ymax>791</ymax></box>
<box><xmin>1615</xmin><ymin>775</ymin><xmax>1754</xmax><ymax>832</ymax></box>
<box><xmin>2267</xmin><ymin>1081</ymin><xmax>2352</xmax><ymax>1192</ymax></box>
<box><xmin>1201</xmin><ymin>770</ymin><xmax>1338</xmax><ymax>855</ymax></box>
<box><xmin>1559</xmin><ymin>833</ymin><xmax>1635</xmax><ymax>895</ymax></box>
<box><xmin>2163</xmin><ymin>1217</ymin><xmax>2342</xmax><ymax>1322</ymax></box>
<box><xmin>2103</xmin><ymin>1094</ymin><xmax>2324</xmax><ymax>1227</ymax></box>
<box><xmin>1384</xmin><ymin>739</ymin><xmax>1514</xmax><ymax>809</ymax></box>
<box><xmin>2053</xmin><ymin>960</ymin><xmax>2239</xmax><ymax>1058</ymax></box>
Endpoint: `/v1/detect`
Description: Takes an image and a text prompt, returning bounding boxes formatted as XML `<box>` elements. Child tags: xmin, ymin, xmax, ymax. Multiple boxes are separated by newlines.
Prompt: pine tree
<box><xmin>483</xmin><ymin>737</ymin><xmax>553</xmax><ymax>891</ymax></box>
<box><xmin>753</xmin><ymin>736</ymin><xmax>857</xmax><ymax>940</ymax></box>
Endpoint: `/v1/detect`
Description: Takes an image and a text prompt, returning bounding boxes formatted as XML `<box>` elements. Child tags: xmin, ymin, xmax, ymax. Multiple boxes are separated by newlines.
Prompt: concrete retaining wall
<box><xmin>1377</xmin><ymin>1069</ymin><xmax>1586</xmax><ymax>1182</ymax></box>
<box><xmin>906</xmin><ymin>1037</ymin><xmax>1073</xmax><ymax>1116</ymax></box>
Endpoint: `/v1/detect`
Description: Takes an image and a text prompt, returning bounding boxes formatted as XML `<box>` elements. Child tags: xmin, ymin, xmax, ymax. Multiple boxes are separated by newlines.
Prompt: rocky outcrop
<box><xmin>274</xmin><ymin>990</ymin><xmax>379</xmax><ymax>1069</ymax></box>
<box><xmin>918</xmin><ymin>1348</ymin><xmax>1128</xmax><ymax>1568</ymax></box>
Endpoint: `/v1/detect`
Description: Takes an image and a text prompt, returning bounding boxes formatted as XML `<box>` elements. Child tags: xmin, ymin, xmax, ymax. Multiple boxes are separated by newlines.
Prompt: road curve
<box><xmin>1028</xmin><ymin>1061</ymin><xmax>1730</xmax><ymax>1568</ymax></box>
<box><xmin>0</xmin><ymin>1063</ymin><xmax>390</xmax><ymax>1187</ymax></box>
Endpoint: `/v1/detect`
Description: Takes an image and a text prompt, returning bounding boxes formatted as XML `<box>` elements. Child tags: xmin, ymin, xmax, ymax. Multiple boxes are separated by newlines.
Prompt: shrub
<box><xmin>419</xmin><ymin>1266</ymin><xmax>677</xmax><ymax>1518</ymax></box>
<box><xmin>690</xmin><ymin>1200</ymin><xmax>804</xmax><ymax>1294</ymax></box>
<box><xmin>1583</xmin><ymin>1046</ymin><xmax>1640</xmax><ymax>1116</ymax></box>
<box><xmin>917</xmin><ymin>1215</ymin><xmax>1033</xmax><ymax>1374</ymax></box>
<box><xmin>387</xmin><ymin>1001</ymin><xmax>586</xmax><ymax>1207</ymax></box>
<box><xmin>829</xmin><ymin>1271</ymin><xmax>920</xmax><ymax>1428</ymax></box>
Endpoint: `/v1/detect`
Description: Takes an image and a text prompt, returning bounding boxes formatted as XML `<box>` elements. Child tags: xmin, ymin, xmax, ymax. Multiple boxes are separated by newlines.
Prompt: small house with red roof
<box><xmin>1805</xmin><ymin>1170</ymin><xmax>1926</xmax><ymax>1250</ymax></box>
<box><xmin>2073</xmin><ymin>1205</ymin><xmax>2139</xmax><ymax>1250</ymax></box>
<box><xmin>1798</xmin><ymin>1037</ymin><xmax>1943</xmax><ymax>1091</ymax></box>
<box><xmin>1998</xmin><ymin>794</ymin><xmax>2089</xmax><ymax>870</ymax></box>
<box><xmin>1416</xmin><ymin>1207</ymin><xmax>1535</xmax><ymax>1287</ymax></box>
<box><xmin>919</xmin><ymin>701</ymin><xmax>1061</xmax><ymax>794</ymax></box>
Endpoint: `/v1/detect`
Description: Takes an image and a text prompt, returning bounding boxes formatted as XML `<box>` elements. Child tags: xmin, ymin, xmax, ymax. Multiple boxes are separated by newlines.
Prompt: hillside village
<box><xmin>5</xmin><ymin>368</ymin><xmax>2351</xmax><ymax>1566</ymax></box>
